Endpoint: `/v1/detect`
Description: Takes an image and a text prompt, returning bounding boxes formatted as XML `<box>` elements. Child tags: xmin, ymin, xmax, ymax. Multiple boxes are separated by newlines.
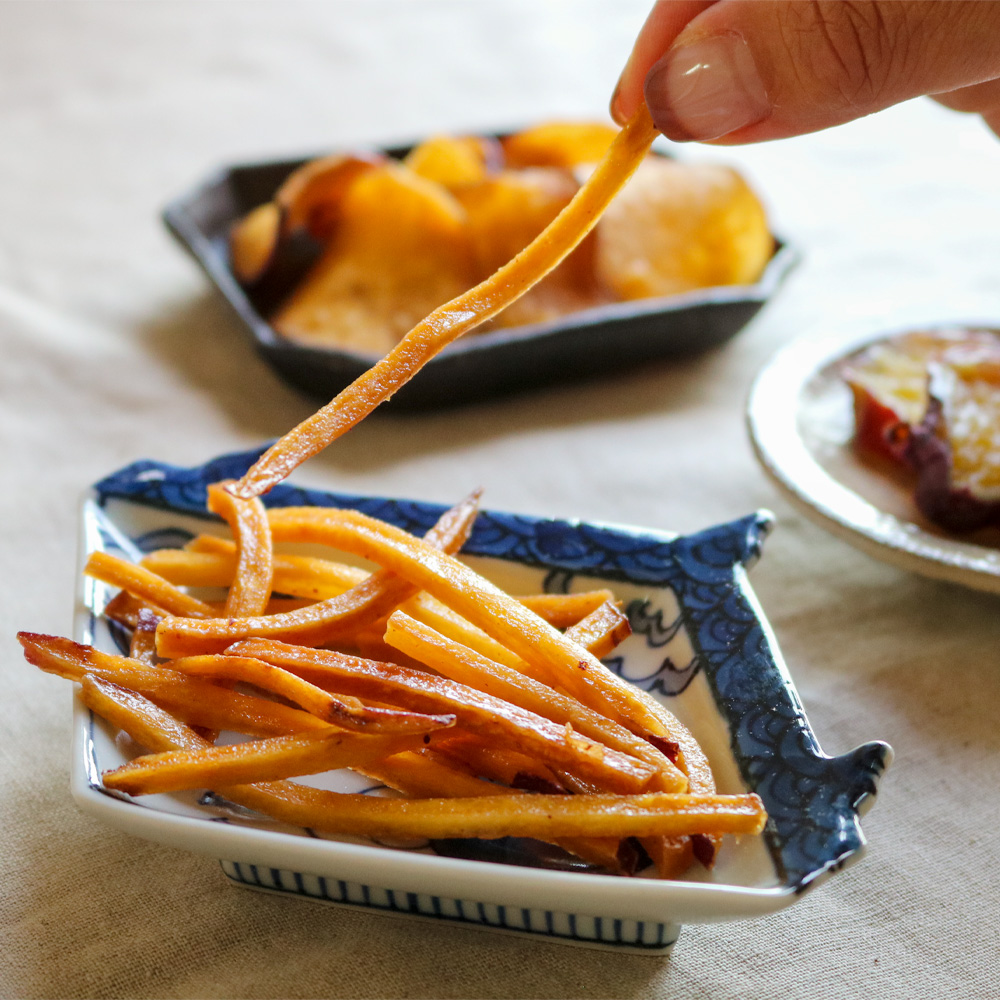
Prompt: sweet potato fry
<box><xmin>563</xmin><ymin>600</ymin><xmax>632</xmax><ymax>659</ymax></box>
<box><xmin>101</xmin><ymin>727</ymin><xmax>435</xmax><ymax>796</ymax></box>
<box><xmin>168</xmin><ymin>653</ymin><xmax>455</xmax><ymax>735</ymax></box>
<box><xmin>224</xmin><ymin>638</ymin><xmax>657</xmax><ymax>795</ymax></box>
<box><xmin>66</xmin><ymin>648</ymin><xmax>766</xmax><ymax>868</ymax></box>
<box><xmin>229</xmin><ymin>105</ymin><xmax>657</xmax><ymax>499</ymax></box>
<box><xmin>85</xmin><ymin>551</ymin><xmax>214</xmax><ymax>618</ymax></box>
<box><xmin>382</xmin><ymin>611</ymin><xmax>685</xmax><ymax>791</ymax></box>
<box><xmin>206</xmin><ymin>481</ymin><xmax>273</xmax><ymax>617</ymax></box>
<box><xmin>258</xmin><ymin>506</ymin><xmax>682</xmax><ymax>742</ymax></box>
<box><xmin>80</xmin><ymin>674</ymin><xmax>205</xmax><ymax>754</ymax></box>
<box><xmin>143</xmin><ymin>544</ymin><xmax>368</xmax><ymax>598</ymax></box>
<box><xmin>212</xmin><ymin>785</ymin><xmax>768</xmax><ymax>842</ymax></box>
<box><xmin>155</xmin><ymin>490</ymin><xmax>481</xmax><ymax>657</ymax></box>
<box><xmin>516</xmin><ymin>590</ymin><xmax>617</xmax><ymax>629</ymax></box>
<box><xmin>18</xmin><ymin>633</ymin><xmax>330</xmax><ymax>738</ymax></box>
<box><xmin>79</xmin><ymin>672</ymin><xmax>766</xmax><ymax>843</ymax></box>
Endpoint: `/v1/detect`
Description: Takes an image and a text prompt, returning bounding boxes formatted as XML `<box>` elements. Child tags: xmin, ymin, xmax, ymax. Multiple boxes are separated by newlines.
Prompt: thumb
<box><xmin>640</xmin><ymin>0</ymin><xmax>1000</xmax><ymax>143</ymax></box>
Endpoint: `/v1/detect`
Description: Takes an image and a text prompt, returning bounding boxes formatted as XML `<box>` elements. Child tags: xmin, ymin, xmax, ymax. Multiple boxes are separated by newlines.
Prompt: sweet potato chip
<box><xmin>502</xmin><ymin>121</ymin><xmax>621</xmax><ymax>169</ymax></box>
<box><xmin>274</xmin><ymin>152</ymin><xmax>384</xmax><ymax>241</ymax></box>
<box><xmin>229</xmin><ymin>202</ymin><xmax>282</xmax><ymax>285</ymax></box>
<box><xmin>595</xmin><ymin>157</ymin><xmax>772</xmax><ymax>300</ymax></box>
<box><xmin>403</xmin><ymin>134</ymin><xmax>501</xmax><ymax>188</ymax></box>
<box><xmin>272</xmin><ymin>162</ymin><xmax>475</xmax><ymax>355</ymax></box>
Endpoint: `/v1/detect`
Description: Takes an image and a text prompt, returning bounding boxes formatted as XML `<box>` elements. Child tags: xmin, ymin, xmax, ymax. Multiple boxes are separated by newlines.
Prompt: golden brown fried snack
<box><xmin>595</xmin><ymin>157</ymin><xmax>773</xmax><ymax>300</ymax></box>
<box><xmin>272</xmin><ymin>162</ymin><xmax>476</xmax><ymax>355</ymax></box>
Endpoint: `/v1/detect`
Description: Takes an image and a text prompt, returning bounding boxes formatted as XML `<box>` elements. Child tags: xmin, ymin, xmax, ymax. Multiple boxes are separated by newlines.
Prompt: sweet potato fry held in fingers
<box><xmin>229</xmin><ymin>106</ymin><xmax>658</xmax><ymax>499</ymax></box>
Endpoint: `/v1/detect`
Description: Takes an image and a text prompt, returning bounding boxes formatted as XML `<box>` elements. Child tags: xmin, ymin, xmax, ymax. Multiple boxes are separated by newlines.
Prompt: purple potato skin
<box><xmin>905</xmin><ymin>395</ymin><xmax>1000</xmax><ymax>532</ymax></box>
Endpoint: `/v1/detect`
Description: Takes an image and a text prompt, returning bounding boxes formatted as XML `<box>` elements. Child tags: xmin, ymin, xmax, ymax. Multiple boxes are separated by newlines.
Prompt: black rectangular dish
<box><xmin>163</xmin><ymin>140</ymin><xmax>797</xmax><ymax>410</ymax></box>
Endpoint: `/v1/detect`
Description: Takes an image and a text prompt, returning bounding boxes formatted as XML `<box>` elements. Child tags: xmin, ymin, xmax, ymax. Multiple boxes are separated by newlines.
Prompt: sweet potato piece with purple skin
<box><xmin>905</xmin><ymin>386</ymin><xmax>1000</xmax><ymax>532</ymax></box>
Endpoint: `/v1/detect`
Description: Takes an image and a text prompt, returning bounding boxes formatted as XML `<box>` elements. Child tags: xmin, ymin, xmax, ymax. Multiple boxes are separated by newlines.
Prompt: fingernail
<box><xmin>644</xmin><ymin>33</ymin><xmax>770</xmax><ymax>141</ymax></box>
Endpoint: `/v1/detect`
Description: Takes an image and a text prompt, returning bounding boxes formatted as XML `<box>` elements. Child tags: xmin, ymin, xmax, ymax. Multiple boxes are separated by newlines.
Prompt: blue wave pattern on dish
<box><xmin>95</xmin><ymin>447</ymin><xmax>889</xmax><ymax>890</ymax></box>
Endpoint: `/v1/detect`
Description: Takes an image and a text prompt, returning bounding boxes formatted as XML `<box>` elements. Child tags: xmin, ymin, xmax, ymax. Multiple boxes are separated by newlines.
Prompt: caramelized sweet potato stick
<box><xmin>155</xmin><ymin>491</ymin><xmax>481</xmax><ymax>657</ymax></box>
<box><xmin>261</xmin><ymin>503</ymin><xmax>717</xmax><ymax>869</ymax></box>
<box><xmin>143</xmin><ymin>546</ymin><xmax>368</xmax><ymax>598</ymax></box>
<box><xmin>80</xmin><ymin>675</ymin><xmax>209</xmax><ymax>753</ymax></box>
<box><xmin>215</xmin><ymin>785</ymin><xmax>768</xmax><ymax>841</ymax></box>
<box><xmin>18</xmin><ymin>633</ymin><xmax>330</xmax><ymax>737</ymax></box>
<box><xmin>229</xmin><ymin>106</ymin><xmax>658</xmax><ymax>499</ymax></box>
<box><xmin>225</xmin><ymin>638</ymin><xmax>656</xmax><ymax>794</ymax></box>
<box><xmin>429</xmin><ymin>733</ymin><xmax>566</xmax><ymax>791</ymax></box>
<box><xmin>517</xmin><ymin>590</ymin><xmax>617</xmax><ymax>629</ymax></box>
<box><xmin>563</xmin><ymin>600</ymin><xmax>632</xmax><ymax>660</ymax></box>
<box><xmin>383</xmin><ymin>611</ymin><xmax>685</xmax><ymax>791</ymax></box>
<box><xmin>85</xmin><ymin>552</ymin><xmax>214</xmax><ymax>618</ymax></box>
<box><xmin>206</xmin><ymin>481</ymin><xmax>274</xmax><ymax>616</ymax></box>
<box><xmin>80</xmin><ymin>673</ymin><xmax>767</xmax><ymax>842</ymax></box>
<box><xmin>168</xmin><ymin>653</ymin><xmax>455</xmax><ymax>735</ymax></box>
<box><xmin>259</xmin><ymin>507</ymin><xmax>686</xmax><ymax>745</ymax></box>
<box><xmin>364</xmin><ymin>745</ymin><xmax>634</xmax><ymax>875</ymax></box>
<box><xmin>102</xmin><ymin>728</ymin><xmax>435</xmax><ymax>796</ymax></box>
<box><xmin>393</xmin><ymin>590</ymin><xmax>623</xmax><ymax>672</ymax></box>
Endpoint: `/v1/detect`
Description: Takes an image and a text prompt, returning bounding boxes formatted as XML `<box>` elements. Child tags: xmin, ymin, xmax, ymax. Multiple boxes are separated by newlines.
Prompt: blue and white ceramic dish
<box><xmin>72</xmin><ymin>449</ymin><xmax>890</xmax><ymax>954</ymax></box>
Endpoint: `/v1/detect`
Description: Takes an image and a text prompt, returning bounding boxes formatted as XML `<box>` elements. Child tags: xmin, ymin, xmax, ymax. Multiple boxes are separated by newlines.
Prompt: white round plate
<box><xmin>747</xmin><ymin>324</ymin><xmax>1000</xmax><ymax>594</ymax></box>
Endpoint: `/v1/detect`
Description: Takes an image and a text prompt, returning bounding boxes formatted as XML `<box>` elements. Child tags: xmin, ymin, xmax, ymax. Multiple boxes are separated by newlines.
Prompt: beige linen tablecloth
<box><xmin>3</xmin><ymin>2</ymin><xmax>1000</xmax><ymax>997</ymax></box>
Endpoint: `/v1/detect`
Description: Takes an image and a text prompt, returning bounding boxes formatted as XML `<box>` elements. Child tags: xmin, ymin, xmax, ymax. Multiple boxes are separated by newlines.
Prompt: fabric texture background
<box><xmin>2</xmin><ymin>2</ymin><xmax>999</xmax><ymax>997</ymax></box>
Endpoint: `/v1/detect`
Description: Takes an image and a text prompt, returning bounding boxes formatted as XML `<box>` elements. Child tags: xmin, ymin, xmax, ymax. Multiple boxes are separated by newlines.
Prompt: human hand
<box><xmin>612</xmin><ymin>1</ymin><xmax>1000</xmax><ymax>142</ymax></box>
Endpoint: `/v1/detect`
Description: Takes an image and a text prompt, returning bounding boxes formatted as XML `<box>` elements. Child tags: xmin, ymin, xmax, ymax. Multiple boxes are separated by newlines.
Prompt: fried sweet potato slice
<box><xmin>595</xmin><ymin>157</ymin><xmax>772</xmax><ymax>299</ymax></box>
<box><xmin>403</xmin><ymin>134</ymin><xmax>501</xmax><ymax>188</ymax></box>
<box><xmin>230</xmin><ymin>105</ymin><xmax>658</xmax><ymax>499</ymax></box>
<box><xmin>502</xmin><ymin>121</ymin><xmax>621</xmax><ymax>169</ymax></box>
<box><xmin>272</xmin><ymin>161</ymin><xmax>475</xmax><ymax>355</ymax></box>
<box><xmin>229</xmin><ymin>202</ymin><xmax>282</xmax><ymax>285</ymax></box>
<box><xmin>274</xmin><ymin>152</ymin><xmax>384</xmax><ymax>241</ymax></box>
<box><xmin>455</xmin><ymin>167</ymin><xmax>608</xmax><ymax>328</ymax></box>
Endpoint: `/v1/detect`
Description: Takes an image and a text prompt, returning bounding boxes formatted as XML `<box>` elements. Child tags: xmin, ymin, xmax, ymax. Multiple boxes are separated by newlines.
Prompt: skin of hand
<box><xmin>611</xmin><ymin>0</ymin><xmax>1000</xmax><ymax>142</ymax></box>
